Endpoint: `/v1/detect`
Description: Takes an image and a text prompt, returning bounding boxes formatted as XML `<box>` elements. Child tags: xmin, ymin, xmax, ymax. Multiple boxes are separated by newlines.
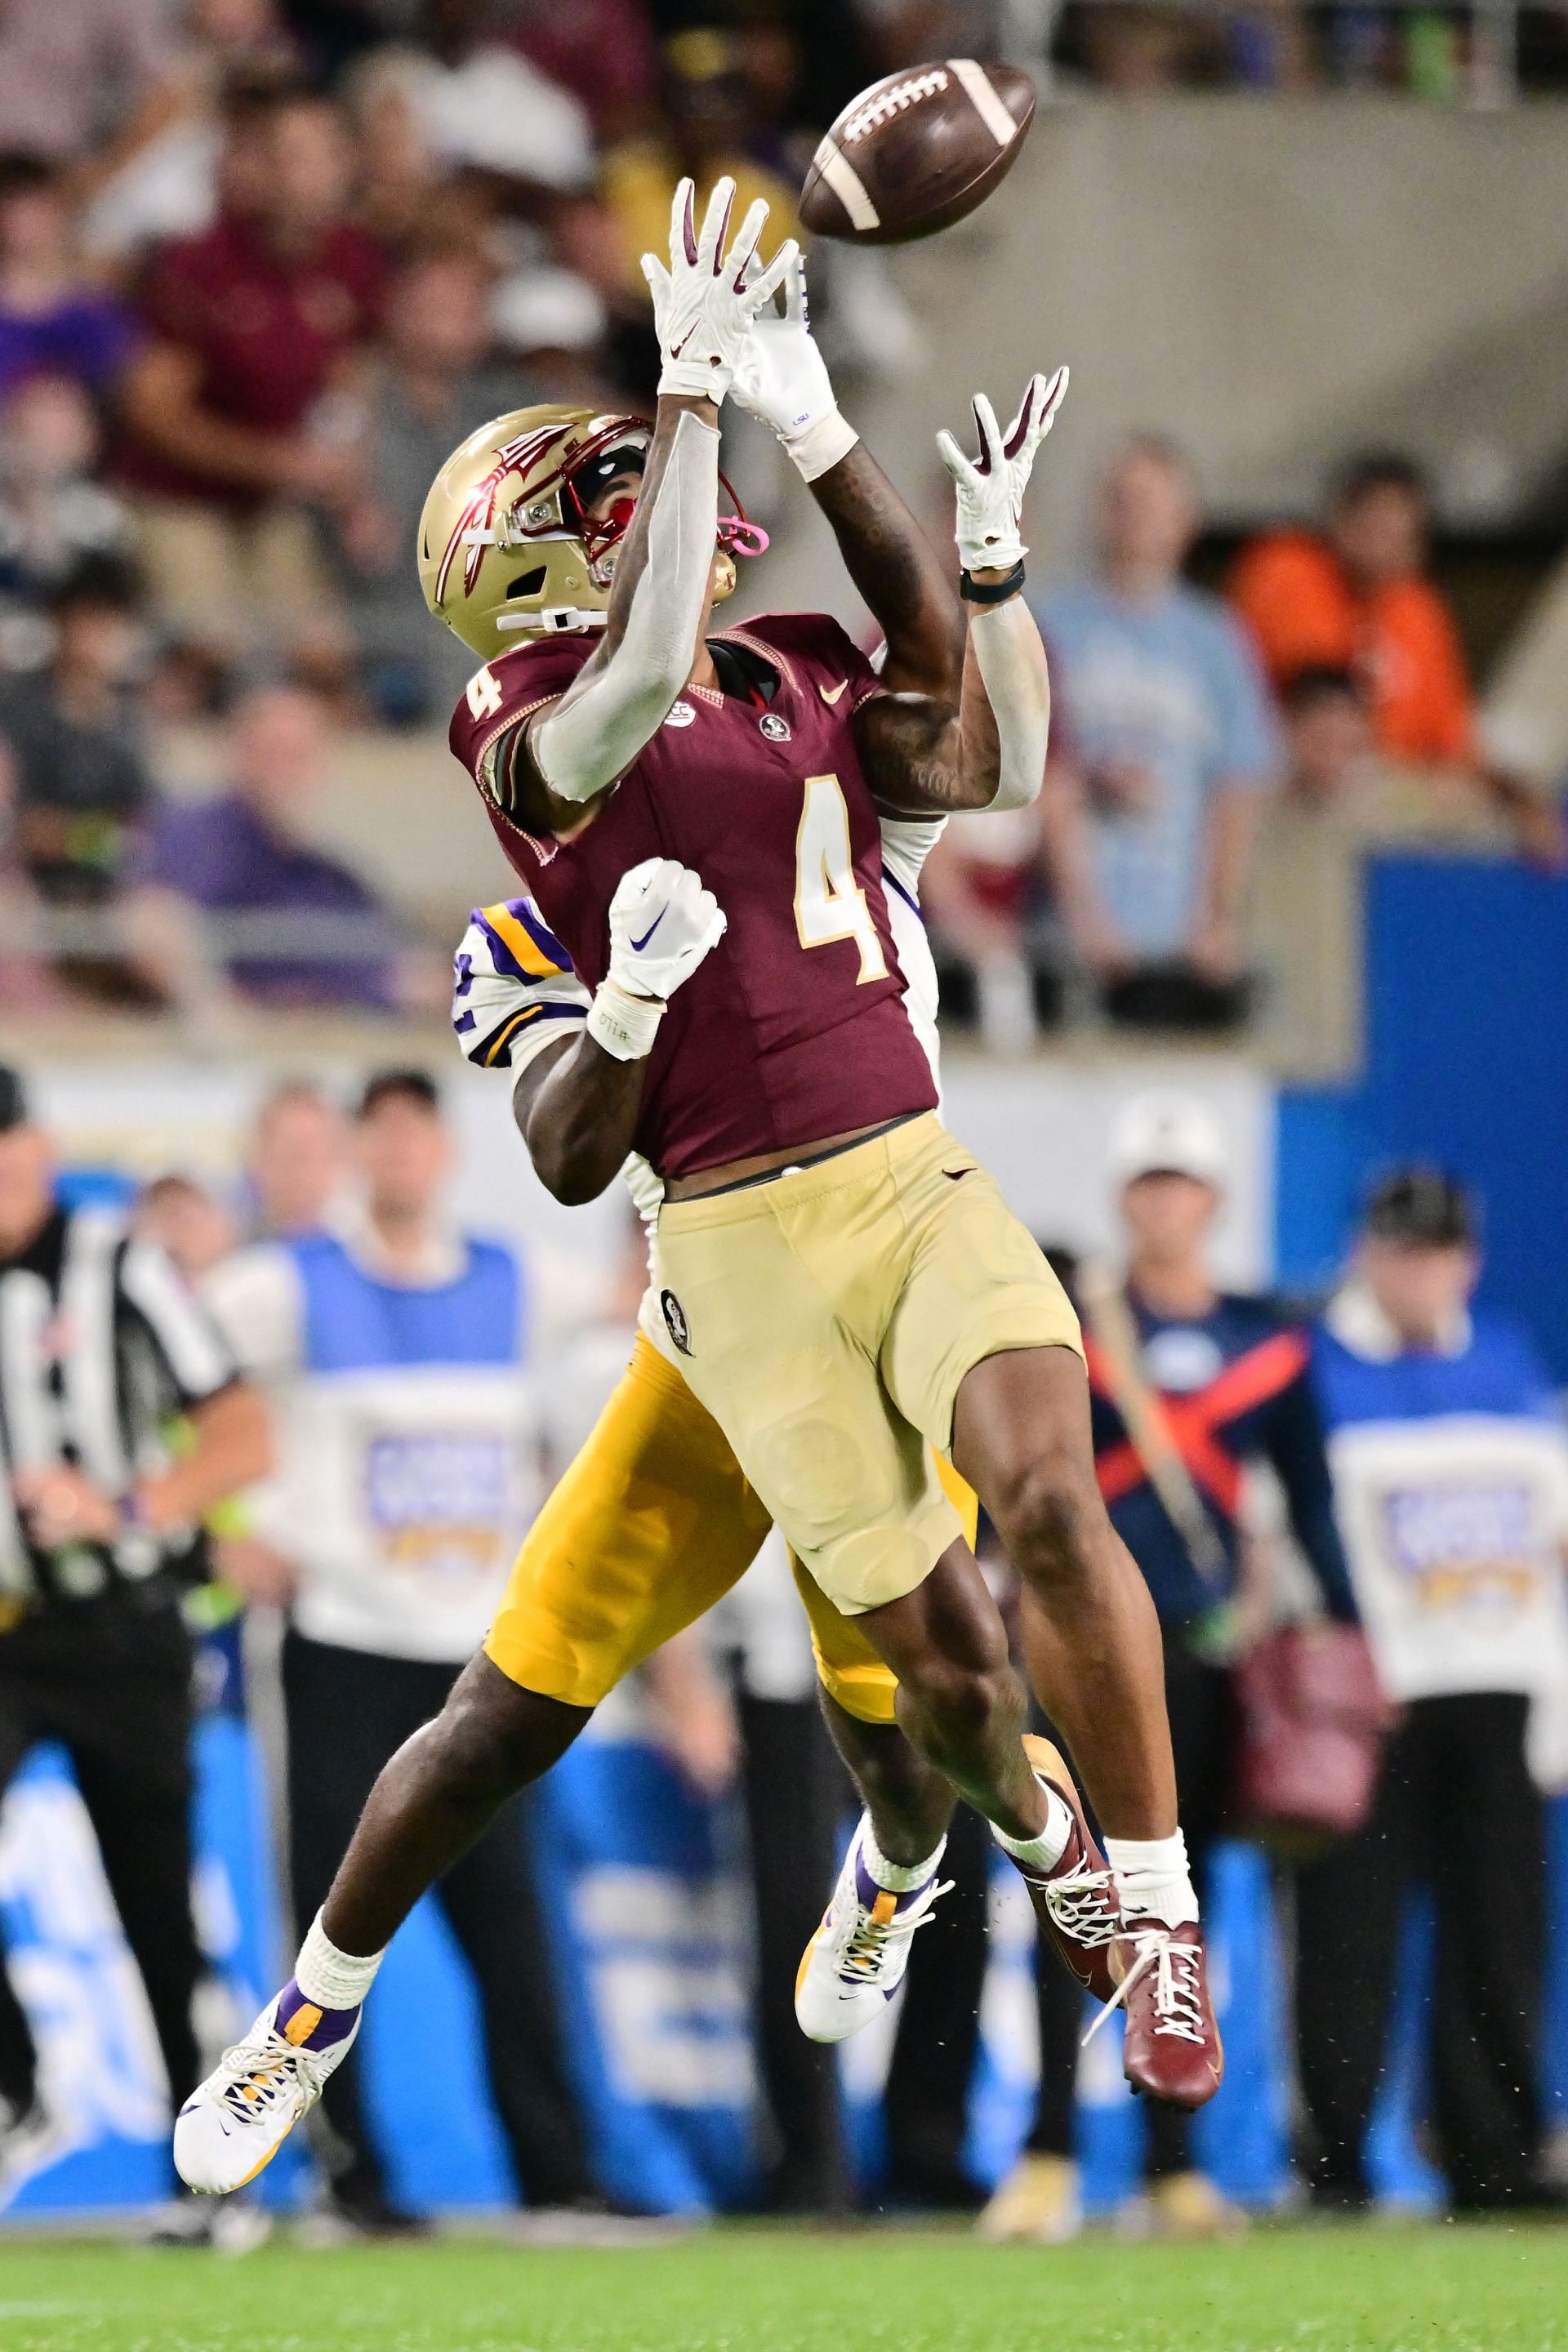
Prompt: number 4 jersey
<box><xmin>448</xmin><ymin>612</ymin><xmax>938</xmax><ymax>1182</ymax></box>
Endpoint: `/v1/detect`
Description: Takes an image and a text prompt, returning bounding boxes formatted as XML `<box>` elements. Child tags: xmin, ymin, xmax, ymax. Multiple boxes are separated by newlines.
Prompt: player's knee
<box><xmin>903</xmin><ymin>1640</ymin><xmax>1013</xmax><ymax>1747</ymax></box>
<box><xmin>987</xmin><ymin>1443</ymin><xmax>1107</xmax><ymax>1585</ymax></box>
<box><xmin>422</xmin><ymin>1672</ymin><xmax>553</xmax><ymax>1808</ymax></box>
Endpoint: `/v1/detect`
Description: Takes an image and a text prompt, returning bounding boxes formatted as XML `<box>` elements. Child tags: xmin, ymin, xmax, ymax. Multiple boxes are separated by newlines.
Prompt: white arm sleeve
<box><xmin>970</xmin><ymin>598</ymin><xmax>1051</xmax><ymax>813</ymax></box>
<box><xmin>531</xmin><ymin>409</ymin><xmax>720</xmax><ymax>804</ymax></box>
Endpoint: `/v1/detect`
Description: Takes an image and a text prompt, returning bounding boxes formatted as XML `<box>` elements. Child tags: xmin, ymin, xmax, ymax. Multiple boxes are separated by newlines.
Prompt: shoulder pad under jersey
<box><xmin>448</xmin><ymin>636</ymin><xmax>596</xmax><ymax>804</ymax></box>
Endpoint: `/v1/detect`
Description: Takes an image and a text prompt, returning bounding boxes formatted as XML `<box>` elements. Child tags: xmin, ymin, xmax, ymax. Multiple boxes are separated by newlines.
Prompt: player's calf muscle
<box><xmin>954</xmin><ymin>1349</ymin><xmax>1178</xmax><ymax>1838</ymax></box>
<box><xmin>322</xmin><ymin>1659</ymin><xmax>590</xmax><ymax>1953</ymax></box>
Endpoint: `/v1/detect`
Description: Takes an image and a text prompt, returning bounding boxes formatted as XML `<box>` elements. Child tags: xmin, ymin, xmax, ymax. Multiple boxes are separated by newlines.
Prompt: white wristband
<box><xmin>786</xmin><ymin>410</ymin><xmax>858</xmax><ymax>483</ymax></box>
<box><xmin>587</xmin><ymin>976</ymin><xmax>666</xmax><ymax>1061</ymax></box>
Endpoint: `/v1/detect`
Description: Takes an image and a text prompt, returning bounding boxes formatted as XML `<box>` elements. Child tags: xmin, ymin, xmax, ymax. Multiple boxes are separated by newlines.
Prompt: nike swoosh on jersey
<box><xmin>630</xmin><ymin>911</ymin><xmax>666</xmax><ymax>952</ymax></box>
<box><xmin>819</xmin><ymin>679</ymin><xmax>849</xmax><ymax>705</ymax></box>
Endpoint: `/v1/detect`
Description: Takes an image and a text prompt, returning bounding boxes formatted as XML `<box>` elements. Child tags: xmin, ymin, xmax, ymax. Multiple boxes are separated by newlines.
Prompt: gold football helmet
<box><xmin>418</xmin><ymin>402</ymin><xmax>770</xmax><ymax>662</ymax></box>
<box><xmin>418</xmin><ymin>405</ymin><xmax>650</xmax><ymax>660</ymax></box>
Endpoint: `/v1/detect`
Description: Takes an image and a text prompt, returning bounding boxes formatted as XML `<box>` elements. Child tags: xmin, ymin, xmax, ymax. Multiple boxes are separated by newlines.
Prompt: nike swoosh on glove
<box><xmin>607</xmin><ymin>857</ymin><xmax>726</xmax><ymax>1002</ymax></box>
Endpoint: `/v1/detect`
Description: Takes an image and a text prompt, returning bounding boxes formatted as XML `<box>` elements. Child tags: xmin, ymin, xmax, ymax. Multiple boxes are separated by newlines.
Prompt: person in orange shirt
<box><xmin>1231</xmin><ymin>457</ymin><xmax>1562</xmax><ymax>859</ymax></box>
<box><xmin>1231</xmin><ymin>455</ymin><xmax>1474</xmax><ymax>764</ymax></box>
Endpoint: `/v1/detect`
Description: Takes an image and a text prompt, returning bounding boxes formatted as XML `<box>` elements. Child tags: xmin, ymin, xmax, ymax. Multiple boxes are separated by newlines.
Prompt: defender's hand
<box><xmin>589</xmin><ymin>858</ymin><xmax>726</xmax><ymax>1062</ymax></box>
<box><xmin>608</xmin><ymin>858</ymin><xmax>726</xmax><ymax>1000</ymax></box>
<box><xmin>643</xmin><ymin>176</ymin><xmax>798</xmax><ymax>404</ymax></box>
<box><xmin>732</xmin><ymin>251</ymin><xmax>858</xmax><ymax>481</ymax></box>
<box><xmin>937</xmin><ymin>368</ymin><xmax>1069</xmax><ymax>575</ymax></box>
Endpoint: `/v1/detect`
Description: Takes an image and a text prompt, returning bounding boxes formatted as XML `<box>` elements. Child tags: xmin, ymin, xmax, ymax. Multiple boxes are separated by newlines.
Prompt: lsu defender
<box><xmin>176</xmin><ymin>185</ymin><xmax>1216</xmax><ymax>2201</ymax></box>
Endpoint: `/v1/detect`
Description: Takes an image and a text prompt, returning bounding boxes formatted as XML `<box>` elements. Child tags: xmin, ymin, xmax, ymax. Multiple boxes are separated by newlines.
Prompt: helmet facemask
<box><xmin>420</xmin><ymin>403</ymin><xmax>768</xmax><ymax>660</ymax></box>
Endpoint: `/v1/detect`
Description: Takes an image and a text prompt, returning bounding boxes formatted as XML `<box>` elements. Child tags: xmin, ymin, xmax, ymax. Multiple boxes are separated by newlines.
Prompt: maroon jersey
<box><xmin>449</xmin><ymin>612</ymin><xmax>938</xmax><ymax>1180</ymax></box>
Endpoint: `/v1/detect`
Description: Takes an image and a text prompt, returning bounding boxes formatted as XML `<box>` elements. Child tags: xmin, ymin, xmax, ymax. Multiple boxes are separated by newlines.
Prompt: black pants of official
<box><xmin>281</xmin><ymin>1629</ymin><xmax>594</xmax><ymax>2208</ymax></box>
<box><xmin>736</xmin><ymin>1692</ymin><xmax>849</xmax><ymax>2211</ymax></box>
<box><xmin>881</xmin><ymin>1797</ymin><xmax>993</xmax><ymax>2202</ymax></box>
<box><xmin>741</xmin><ymin>1694</ymin><xmax>994</xmax><ymax>2207</ymax></box>
<box><xmin>0</xmin><ymin>1606</ymin><xmax>202</xmax><ymax>2132</ymax></box>
<box><xmin>1031</xmin><ymin>1636</ymin><xmax>1238</xmax><ymax>2179</ymax></box>
<box><xmin>1293</xmin><ymin>1688</ymin><xmax>1544</xmax><ymax>2211</ymax></box>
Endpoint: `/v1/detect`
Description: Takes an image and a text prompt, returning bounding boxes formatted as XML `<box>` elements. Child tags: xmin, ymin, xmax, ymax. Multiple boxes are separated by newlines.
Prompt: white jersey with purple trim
<box><xmin>450</xmin><ymin>815</ymin><xmax>947</xmax><ymax>1361</ymax></box>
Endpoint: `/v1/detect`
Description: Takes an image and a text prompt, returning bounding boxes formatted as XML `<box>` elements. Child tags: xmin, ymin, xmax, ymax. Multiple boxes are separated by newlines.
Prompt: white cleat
<box><xmin>174</xmin><ymin>1988</ymin><xmax>360</xmax><ymax>2195</ymax></box>
<box><xmin>795</xmin><ymin>1815</ymin><xmax>951</xmax><ymax>2044</ymax></box>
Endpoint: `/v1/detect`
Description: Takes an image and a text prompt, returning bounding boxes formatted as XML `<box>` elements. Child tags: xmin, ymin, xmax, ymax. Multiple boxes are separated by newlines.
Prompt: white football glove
<box><xmin>732</xmin><ymin>251</ymin><xmax>858</xmax><ymax>483</ymax></box>
<box><xmin>588</xmin><ymin>857</ymin><xmax>727</xmax><ymax>1061</ymax></box>
<box><xmin>936</xmin><ymin>368</ymin><xmax>1070</xmax><ymax>575</ymax></box>
<box><xmin>643</xmin><ymin>177</ymin><xmax>798</xmax><ymax>404</ymax></box>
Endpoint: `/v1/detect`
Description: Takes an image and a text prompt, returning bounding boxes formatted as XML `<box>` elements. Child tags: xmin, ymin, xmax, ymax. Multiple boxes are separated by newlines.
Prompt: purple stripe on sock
<box><xmin>277</xmin><ymin>1982</ymin><xmax>359</xmax><ymax>2047</ymax></box>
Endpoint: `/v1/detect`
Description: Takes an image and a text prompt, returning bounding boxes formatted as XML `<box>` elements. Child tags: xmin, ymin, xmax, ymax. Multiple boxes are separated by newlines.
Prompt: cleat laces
<box><xmin>1039</xmin><ymin>1860</ymin><xmax>1120</xmax><ymax>1949</ymax></box>
<box><xmin>1080</xmin><ymin>1926</ymin><xmax>1206</xmax><ymax>2051</ymax></box>
<box><xmin>837</xmin><ymin>1880</ymin><xmax>953</xmax><ymax>1985</ymax></box>
<box><xmin>213</xmin><ymin>2034</ymin><xmax>330</xmax><ymax>2129</ymax></box>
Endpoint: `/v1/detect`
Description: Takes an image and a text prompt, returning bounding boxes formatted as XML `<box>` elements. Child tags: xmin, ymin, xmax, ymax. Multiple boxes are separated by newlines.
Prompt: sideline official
<box><xmin>207</xmin><ymin>1069</ymin><xmax>596</xmax><ymax>2233</ymax></box>
<box><xmin>1298</xmin><ymin>1169</ymin><xmax>1568</xmax><ymax>2213</ymax></box>
<box><xmin>0</xmin><ymin>1067</ymin><xmax>269</xmax><ymax>2212</ymax></box>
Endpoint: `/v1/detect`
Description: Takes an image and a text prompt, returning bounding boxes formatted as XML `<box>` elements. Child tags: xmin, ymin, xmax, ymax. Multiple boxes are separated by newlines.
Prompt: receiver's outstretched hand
<box><xmin>644</xmin><ymin>176</ymin><xmax>798</xmax><ymax>404</ymax></box>
<box><xmin>937</xmin><ymin>367</ymin><xmax>1069</xmax><ymax>574</ymax></box>
<box><xmin>733</xmin><ymin>251</ymin><xmax>857</xmax><ymax>482</ymax></box>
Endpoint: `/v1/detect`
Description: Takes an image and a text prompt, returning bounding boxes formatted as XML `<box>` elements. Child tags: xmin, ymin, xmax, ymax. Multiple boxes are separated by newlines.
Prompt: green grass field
<box><xmin>1</xmin><ymin>2221</ymin><xmax>1566</xmax><ymax>2352</ymax></box>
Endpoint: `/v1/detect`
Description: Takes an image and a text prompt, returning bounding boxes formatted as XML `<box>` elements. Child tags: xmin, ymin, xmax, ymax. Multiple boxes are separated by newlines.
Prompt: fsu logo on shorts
<box><xmin>664</xmin><ymin>700</ymin><xmax>697</xmax><ymax>729</ymax></box>
<box><xmin>759</xmin><ymin>712</ymin><xmax>792</xmax><ymax>743</ymax></box>
<box><xmin>661</xmin><ymin>1289</ymin><xmax>693</xmax><ymax>1356</ymax></box>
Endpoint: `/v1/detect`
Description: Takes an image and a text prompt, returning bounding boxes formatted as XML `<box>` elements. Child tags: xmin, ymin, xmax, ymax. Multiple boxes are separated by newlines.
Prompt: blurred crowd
<box><xmin>2</xmin><ymin>1062</ymin><xmax>1566</xmax><ymax>2238</ymax></box>
<box><xmin>943</xmin><ymin>438</ymin><xmax>1568</xmax><ymax>1051</ymax></box>
<box><xmin>1050</xmin><ymin>0</ymin><xmax>1568</xmax><ymax>100</ymax></box>
<box><xmin>0</xmin><ymin>0</ymin><xmax>1562</xmax><ymax>1040</ymax></box>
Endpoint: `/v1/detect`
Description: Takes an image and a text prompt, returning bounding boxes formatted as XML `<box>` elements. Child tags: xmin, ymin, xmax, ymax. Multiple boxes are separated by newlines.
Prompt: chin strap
<box><xmin>497</xmin><ymin>607</ymin><xmax>611</xmax><ymax>635</ymax></box>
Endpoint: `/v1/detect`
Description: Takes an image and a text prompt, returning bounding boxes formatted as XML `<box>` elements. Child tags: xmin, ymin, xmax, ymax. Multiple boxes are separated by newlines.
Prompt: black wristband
<box><xmin>960</xmin><ymin>560</ymin><xmax>1026</xmax><ymax>605</ymax></box>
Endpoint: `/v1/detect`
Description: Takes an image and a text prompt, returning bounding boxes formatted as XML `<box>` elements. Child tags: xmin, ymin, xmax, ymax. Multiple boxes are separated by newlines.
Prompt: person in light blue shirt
<box><xmin>1037</xmin><ymin>439</ymin><xmax>1283</xmax><ymax>1024</ymax></box>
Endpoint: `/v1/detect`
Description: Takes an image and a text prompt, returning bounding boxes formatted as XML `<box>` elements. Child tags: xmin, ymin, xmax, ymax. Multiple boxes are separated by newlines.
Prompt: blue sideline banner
<box><xmin>1</xmin><ymin>1709</ymin><xmax>1562</xmax><ymax>2218</ymax></box>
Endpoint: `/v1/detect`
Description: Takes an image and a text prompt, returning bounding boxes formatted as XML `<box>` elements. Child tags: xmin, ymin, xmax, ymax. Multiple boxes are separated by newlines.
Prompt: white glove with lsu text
<box><xmin>587</xmin><ymin>857</ymin><xmax>727</xmax><ymax>1061</ymax></box>
<box><xmin>732</xmin><ymin>250</ymin><xmax>858</xmax><ymax>483</ymax></box>
<box><xmin>937</xmin><ymin>367</ymin><xmax>1069</xmax><ymax>576</ymax></box>
<box><xmin>643</xmin><ymin>176</ymin><xmax>798</xmax><ymax>404</ymax></box>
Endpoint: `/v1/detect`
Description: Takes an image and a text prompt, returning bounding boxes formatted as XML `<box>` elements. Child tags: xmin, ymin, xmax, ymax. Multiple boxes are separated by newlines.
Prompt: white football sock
<box><xmin>861</xmin><ymin>1817</ymin><xmax>947</xmax><ymax>1893</ymax></box>
<box><xmin>1104</xmin><ymin>1831</ymin><xmax>1200</xmax><ymax>1927</ymax></box>
<box><xmin>294</xmin><ymin>1911</ymin><xmax>385</xmax><ymax>2008</ymax></box>
<box><xmin>991</xmin><ymin>1778</ymin><xmax>1074</xmax><ymax>1874</ymax></box>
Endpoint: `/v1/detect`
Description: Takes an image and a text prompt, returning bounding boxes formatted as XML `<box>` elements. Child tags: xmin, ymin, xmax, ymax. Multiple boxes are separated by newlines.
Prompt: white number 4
<box><xmin>466</xmin><ymin>664</ymin><xmax>503</xmax><ymax>719</ymax></box>
<box><xmin>794</xmin><ymin>773</ymin><xmax>887</xmax><ymax>984</ymax></box>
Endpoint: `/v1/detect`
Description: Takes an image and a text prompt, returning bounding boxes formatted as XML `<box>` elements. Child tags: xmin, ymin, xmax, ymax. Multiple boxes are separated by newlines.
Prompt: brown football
<box><xmin>799</xmin><ymin>60</ymin><xmax>1035</xmax><ymax>247</ymax></box>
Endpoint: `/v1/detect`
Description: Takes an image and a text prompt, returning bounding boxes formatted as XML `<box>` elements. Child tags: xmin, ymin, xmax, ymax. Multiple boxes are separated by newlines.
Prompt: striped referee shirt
<box><xmin>0</xmin><ymin>1203</ymin><xmax>237</xmax><ymax>1618</ymax></box>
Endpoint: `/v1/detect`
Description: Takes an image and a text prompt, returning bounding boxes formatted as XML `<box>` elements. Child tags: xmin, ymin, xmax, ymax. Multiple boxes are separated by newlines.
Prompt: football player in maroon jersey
<box><xmin>174</xmin><ymin>185</ymin><xmax>1217</xmax><ymax>2203</ymax></box>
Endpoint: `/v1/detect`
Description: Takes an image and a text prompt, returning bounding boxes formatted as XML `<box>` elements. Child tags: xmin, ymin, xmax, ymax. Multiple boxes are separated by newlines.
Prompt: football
<box><xmin>799</xmin><ymin>59</ymin><xmax>1036</xmax><ymax>246</ymax></box>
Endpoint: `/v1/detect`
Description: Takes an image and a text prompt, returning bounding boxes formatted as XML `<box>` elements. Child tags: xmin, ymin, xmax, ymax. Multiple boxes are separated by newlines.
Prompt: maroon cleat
<box><xmin>1009</xmin><ymin>1734</ymin><xmax>1122</xmax><ymax>2003</ymax></box>
<box><xmin>1096</xmin><ymin>1919</ymin><xmax>1225</xmax><ymax>2111</ymax></box>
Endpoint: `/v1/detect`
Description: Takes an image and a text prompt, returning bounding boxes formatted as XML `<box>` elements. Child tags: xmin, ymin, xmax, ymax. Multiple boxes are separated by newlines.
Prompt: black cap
<box><xmin>0</xmin><ymin>1067</ymin><xmax>27</xmax><ymax>1134</ymax></box>
<box><xmin>1363</xmin><ymin>1165</ymin><xmax>1476</xmax><ymax>1248</ymax></box>
<box><xmin>356</xmin><ymin>1067</ymin><xmax>440</xmax><ymax>1120</ymax></box>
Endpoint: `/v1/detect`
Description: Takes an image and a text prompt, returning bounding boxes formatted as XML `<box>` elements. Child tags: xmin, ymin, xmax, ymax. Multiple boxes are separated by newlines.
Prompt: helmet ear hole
<box><xmin>507</xmin><ymin>567</ymin><xmax>548</xmax><ymax>599</ymax></box>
